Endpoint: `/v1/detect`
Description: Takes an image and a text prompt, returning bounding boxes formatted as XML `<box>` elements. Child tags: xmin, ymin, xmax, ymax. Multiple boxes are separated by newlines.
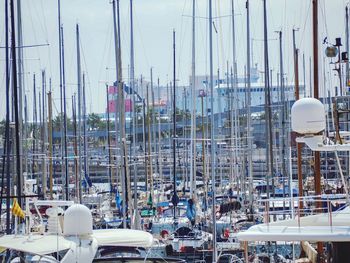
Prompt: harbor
<box><xmin>1</xmin><ymin>0</ymin><xmax>350</xmax><ymax>262</ymax></box>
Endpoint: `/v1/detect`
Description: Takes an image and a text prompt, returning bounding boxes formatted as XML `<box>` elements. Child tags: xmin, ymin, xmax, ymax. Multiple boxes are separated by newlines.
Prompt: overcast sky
<box><xmin>0</xmin><ymin>0</ymin><xmax>348</xmax><ymax>117</ymax></box>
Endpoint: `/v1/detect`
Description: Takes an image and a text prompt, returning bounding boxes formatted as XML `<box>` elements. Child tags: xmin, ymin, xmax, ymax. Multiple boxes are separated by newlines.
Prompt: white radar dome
<box><xmin>63</xmin><ymin>204</ymin><xmax>92</xmax><ymax>236</ymax></box>
<box><xmin>291</xmin><ymin>98</ymin><xmax>326</xmax><ymax>134</ymax></box>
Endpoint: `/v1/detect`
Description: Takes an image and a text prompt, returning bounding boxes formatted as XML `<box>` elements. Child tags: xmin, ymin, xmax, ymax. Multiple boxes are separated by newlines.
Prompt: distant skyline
<box><xmin>0</xmin><ymin>0</ymin><xmax>348</xmax><ymax>117</ymax></box>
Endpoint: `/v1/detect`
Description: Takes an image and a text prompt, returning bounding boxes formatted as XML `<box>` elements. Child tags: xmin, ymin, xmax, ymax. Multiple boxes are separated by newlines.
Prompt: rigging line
<box><xmin>32</xmin><ymin>0</ymin><xmax>49</xmax><ymax>44</ymax></box>
<box><xmin>205</xmin><ymin>0</ymin><xmax>209</xmax><ymax>76</ymax></box>
<box><xmin>39</xmin><ymin>0</ymin><xmax>50</xmax><ymax>43</ymax></box>
<box><xmin>196</xmin><ymin>0</ymin><xmax>208</xmax><ymax>75</ymax></box>
<box><xmin>177</xmin><ymin>0</ymin><xmax>190</xmax><ymax>82</ymax></box>
<box><xmin>283</xmin><ymin>0</ymin><xmax>287</xmax><ymax>35</ymax></box>
<box><xmin>298</xmin><ymin>0</ymin><xmax>311</xmax><ymax>50</ymax></box>
<box><xmin>134</xmin><ymin>11</ymin><xmax>150</xmax><ymax>72</ymax></box>
<box><xmin>97</xmin><ymin>7</ymin><xmax>113</xmax><ymax>83</ymax></box>
<box><xmin>319</xmin><ymin>0</ymin><xmax>329</xmax><ymax>38</ymax></box>
<box><xmin>79</xmin><ymin>37</ymin><xmax>91</xmax><ymax>101</ymax></box>
<box><xmin>215</xmin><ymin>0</ymin><xmax>225</xmax><ymax>72</ymax></box>
<box><xmin>26</xmin><ymin>0</ymin><xmax>43</xmax><ymax>70</ymax></box>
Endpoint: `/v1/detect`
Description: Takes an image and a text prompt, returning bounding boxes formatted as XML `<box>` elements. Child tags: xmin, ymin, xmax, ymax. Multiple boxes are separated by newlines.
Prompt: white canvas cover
<box><xmin>237</xmin><ymin>207</ymin><xmax>350</xmax><ymax>242</ymax></box>
<box><xmin>0</xmin><ymin>234</ymin><xmax>72</xmax><ymax>255</ymax></box>
<box><xmin>93</xmin><ymin>229</ymin><xmax>154</xmax><ymax>248</ymax></box>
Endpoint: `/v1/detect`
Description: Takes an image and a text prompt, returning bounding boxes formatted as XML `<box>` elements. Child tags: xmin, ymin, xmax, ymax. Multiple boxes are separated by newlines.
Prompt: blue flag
<box><xmin>186</xmin><ymin>199</ymin><xmax>196</xmax><ymax>221</ymax></box>
<box><xmin>115</xmin><ymin>191</ymin><xmax>122</xmax><ymax>211</ymax></box>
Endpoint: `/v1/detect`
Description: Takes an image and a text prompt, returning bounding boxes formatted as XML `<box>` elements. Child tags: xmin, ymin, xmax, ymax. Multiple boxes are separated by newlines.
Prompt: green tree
<box><xmin>87</xmin><ymin>113</ymin><xmax>102</xmax><ymax>130</ymax></box>
<box><xmin>0</xmin><ymin>119</ymin><xmax>5</xmax><ymax>139</ymax></box>
<box><xmin>52</xmin><ymin>113</ymin><xmax>73</xmax><ymax>131</ymax></box>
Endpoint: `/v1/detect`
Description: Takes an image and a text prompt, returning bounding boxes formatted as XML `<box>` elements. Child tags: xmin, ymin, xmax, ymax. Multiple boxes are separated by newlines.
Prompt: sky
<box><xmin>0</xmin><ymin>0</ymin><xmax>349</xmax><ymax>118</ymax></box>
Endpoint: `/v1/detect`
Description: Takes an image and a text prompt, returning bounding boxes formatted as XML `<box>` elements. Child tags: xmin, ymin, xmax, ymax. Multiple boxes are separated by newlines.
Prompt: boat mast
<box><xmin>146</xmin><ymin>84</ymin><xmax>153</xmax><ymax>204</ymax></box>
<box><xmin>309</xmin><ymin>57</ymin><xmax>312</xmax><ymax>97</ymax></box>
<box><xmin>82</xmin><ymin>74</ymin><xmax>89</xmax><ymax>191</ymax></box>
<box><xmin>312</xmin><ymin>0</ymin><xmax>323</xmax><ymax>256</ymax></box>
<box><xmin>345</xmin><ymin>5</ymin><xmax>350</xmax><ymax>181</ymax></box>
<box><xmin>106</xmin><ymin>84</ymin><xmax>112</xmax><ymax>190</ymax></box>
<box><xmin>116</xmin><ymin>0</ymin><xmax>130</xmax><ymax>228</ymax></box>
<box><xmin>112</xmin><ymin>0</ymin><xmax>119</xmax><ymax>195</ymax></box>
<box><xmin>76</xmin><ymin>24</ymin><xmax>83</xmax><ymax>202</ymax></box>
<box><xmin>293</xmin><ymin>29</ymin><xmax>303</xmax><ymax>211</ymax></box>
<box><xmin>312</xmin><ymin>0</ymin><xmax>321</xmax><ymax>207</ymax></box>
<box><xmin>72</xmin><ymin>95</ymin><xmax>78</xmax><ymax>201</ymax></box>
<box><xmin>4</xmin><ymin>0</ymin><xmax>12</xmax><ymax>233</ymax></box>
<box><xmin>48</xmin><ymin>89</ymin><xmax>53</xmax><ymax>199</ymax></box>
<box><xmin>208</xmin><ymin>0</ymin><xmax>217</xmax><ymax>261</ymax></box>
<box><xmin>183</xmin><ymin>87</ymin><xmax>188</xmax><ymax>190</ymax></box>
<box><xmin>278</xmin><ymin>31</ymin><xmax>287</xmax><ymax>215</ymax></box>
<box><xmin>141</xmin><ymin>76</ymin><xmax>148</xmax><ymax>192</ymax></box>
<box><xmin>112</xmin><ymin>0</ymin><xmax>124</xmax><ymax>227</ymax></box>
<box><xmin>150</xmin><ymin>68</ymin><xmax>156</xmax><ymax>182</ymax></box>
<box><xmin>231</xmin><ymin>0</ymin><xmax>239</xmax><ymax>194</ymax></box>
<box><xmin>16</xmin><ymin>0</ymin><xmax>24</xmax><ymax>183</ymax></box>
<box><xmin>10</xmin><ymin>0</ymin><xmax>22</xmax><ymax>206</ymax></box>
<box><xmin>246</xmin><ymin>0</ymin><xmax>253</xmax><ymax>212</ymax></box>
<box><xmin>346</xmin><ymin>6</ymin><xmax>349</xmax><ymax>87</ymax></box>
<box><xmin>41</xmin><ymin>70</ymin><xmax>47</xmax><ymax>198</ymax></box>
<box><xmin>303</xmin><ymin>54</ymin><xmax>306</xmax><ymax>98</ymax></box>
<box><xmin>129</xmin><ymin>0</ymin><xmax>139</xmax><ymax>229</ymax></box>
<box><xmin>157</xmin><ymin>78</ymin><xmax>163</xmax><ymax>203</ymax></box>
<box><xmin>32</xmin><ymin>74</ymin><xmax>37</xmax><ymax>185</ymax></box>
<box><xmin>56</xmin><ymin>0</ymin><xmax>68</xmax><ymax>200</ymax></box>
<box><xmin>57</xmin><ymin>0</ymin><xmax>64</xmax><ymax>199</ymax></box>
<box><xmin>263</xmin><ymin>0</ymin><xmax>274</xmax><ymax>200</ymax></box>
<box><xmin>61</xmin><ymin>25</ymin><xmax>69</xmax><ymax>200</ymax></box>
<box><xmin>172</xmin><ymin>30</ymin><xmax>179</xmax><ymax>220</ymax></box>
<box><xmin>190</xmin><ymin>0</ymin><xmax>196</xmax><ymax>199</ymax></box>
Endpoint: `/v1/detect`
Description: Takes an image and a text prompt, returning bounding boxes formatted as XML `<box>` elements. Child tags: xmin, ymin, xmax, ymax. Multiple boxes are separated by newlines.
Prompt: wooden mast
<box><xmin>312</xmin><ymin>0</ymin><xmax>321</xmax><ymax>208</ymax></box>
<box><xmin>312</xmin><ymin>0</ymin><xmax>323</xmax><ymax>258</ymax></box>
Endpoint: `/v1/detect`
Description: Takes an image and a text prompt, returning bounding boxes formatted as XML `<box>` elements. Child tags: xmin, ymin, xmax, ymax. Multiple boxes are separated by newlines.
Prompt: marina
<box><xmin>1</xmin><ymin>0</ymin><xmax>350</xmax><ymax>262</ymax></box>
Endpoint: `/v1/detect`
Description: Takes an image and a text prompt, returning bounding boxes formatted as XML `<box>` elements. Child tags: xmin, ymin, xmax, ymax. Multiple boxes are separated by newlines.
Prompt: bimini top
<box><xmin>0</xmin><ymin>234</ymin><xmax>72</xmax><ymax>255</ymax></box>
<box><xmin>93</xmin><ymin>229</ymin><xmax>154</xmax><ymax>248</ymax></box>
<box><xmin>237</xmin><ymin>207</ymin><xmax>350</xmax><ymax>242</ymax></box>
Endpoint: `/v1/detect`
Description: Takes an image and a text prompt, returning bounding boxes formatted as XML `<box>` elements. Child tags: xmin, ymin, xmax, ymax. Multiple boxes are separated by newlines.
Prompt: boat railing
<box><xmin>30</xmin><ymin>200</ymin><xmax>74</xmax><ymax>234</ymax></box>
<box><xmin>256</xmin><ymin>194</ymin><xmax>349</xmax><ymax>227</ymax></box>
<box><xmin>217</xmin><ymin>253</ymin><xmax>244</xmax><ymax>263</ymax></box>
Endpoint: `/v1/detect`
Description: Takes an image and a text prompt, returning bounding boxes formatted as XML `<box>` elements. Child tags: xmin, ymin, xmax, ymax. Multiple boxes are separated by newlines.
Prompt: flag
<box><xmin>147</xmin><ymin>193</ymin><xmax>153</xmax><ymax>206</ymax></box>
<box><xmin>12</xmin><ymin>199</ymin><xmax>25</xmax><ymax>219</ymax></box>
<box><xmin>115</xmin><ymin>192</ymin><xmax>122</xmax><ymax>211</ymax></box>
<box><xmin>186</xmin><ymin>200</ymin><xmax>196</xmax><ymax>221</ymax></box>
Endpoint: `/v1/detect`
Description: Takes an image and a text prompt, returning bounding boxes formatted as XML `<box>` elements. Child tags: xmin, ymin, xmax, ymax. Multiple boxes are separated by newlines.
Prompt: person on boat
<box><xmin>186</xmin><ymin>198</ymin><xmax>196</xmax><ymax>227</ymax></box>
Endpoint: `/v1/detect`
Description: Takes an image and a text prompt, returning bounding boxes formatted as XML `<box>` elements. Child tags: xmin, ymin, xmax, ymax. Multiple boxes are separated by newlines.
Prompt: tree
<box><xmin>87</xmin><ymin>113</ymin><xmax>102</xmax><ymax>130</ymax></box>
<box><xmin>52</xmin><ymin>113</ymin><xmax>73</xmax><ymax>131</ymax></box>
<box><xmin>175</xmin><ymin>107</ymin><xmax>190</xmax><ymax>122</ymax></box>
<box><xmin>0</xmin><ymin>119</ymin><xmax>5</xmax><ymax>139</ymax></box>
